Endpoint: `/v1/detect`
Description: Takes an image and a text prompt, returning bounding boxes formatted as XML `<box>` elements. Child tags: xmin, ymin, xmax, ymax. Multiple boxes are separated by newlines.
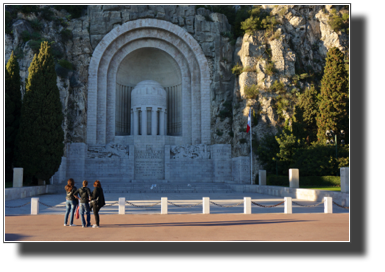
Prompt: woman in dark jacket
<box><xmin>90</xmin><ymin>180</ymin><xmax>105</xmax><ymax>228</ymax></box>
<box><xmin>64</xmin><ymin>178</ymin><xmax>78</xmax><ymax>226</ymax></box>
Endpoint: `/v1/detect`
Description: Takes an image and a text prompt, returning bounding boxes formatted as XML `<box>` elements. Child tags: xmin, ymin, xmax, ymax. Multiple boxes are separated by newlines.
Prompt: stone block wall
<box><xmin>55</xmin><ymin>142</ymin><xmax>246</xmax><ymax>184</ymax></box>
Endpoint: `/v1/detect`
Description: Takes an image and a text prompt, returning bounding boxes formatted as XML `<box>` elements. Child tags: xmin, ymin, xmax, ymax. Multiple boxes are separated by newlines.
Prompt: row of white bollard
<box><xmin>114</xmin><ymin>196</ymin><xmax>334</xmax><ymax>215</ymax></box>
<box><xmin>30</xmin><ymin>197</ymin><xmax>334</xmax><ymax>215</ymax></box>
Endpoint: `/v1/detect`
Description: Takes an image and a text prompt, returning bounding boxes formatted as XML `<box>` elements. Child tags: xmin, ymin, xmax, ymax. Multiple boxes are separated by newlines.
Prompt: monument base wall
<box><xmin>53</xmin><ymin>143</ymin><xmax>251</xmax><ymax>185</ymax></box>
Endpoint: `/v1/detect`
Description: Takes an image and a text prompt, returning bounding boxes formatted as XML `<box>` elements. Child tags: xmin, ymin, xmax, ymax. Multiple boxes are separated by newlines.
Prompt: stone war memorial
<box><xmin>52</xmin><ymin>15</ymin><xmax>244</xmax><ymax>185</ymax></box>
<box><xmin>5</xmin><ymin>5</ymin><xmax>349</xmax><ymax>189</ymax></box>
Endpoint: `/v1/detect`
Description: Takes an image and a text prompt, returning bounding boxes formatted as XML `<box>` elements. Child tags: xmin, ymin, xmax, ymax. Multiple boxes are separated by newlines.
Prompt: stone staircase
<box><xmin>99</xmin><ymin>181</ymin><xmax>236</xmax><ymax>194</ymax></box>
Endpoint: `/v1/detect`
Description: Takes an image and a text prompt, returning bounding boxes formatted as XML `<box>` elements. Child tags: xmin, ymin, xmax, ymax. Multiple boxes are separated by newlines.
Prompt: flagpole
<box><xmin>250</xmin><ymin>108</ymin><xmax>252</xmax><ymax>185</ymax></box>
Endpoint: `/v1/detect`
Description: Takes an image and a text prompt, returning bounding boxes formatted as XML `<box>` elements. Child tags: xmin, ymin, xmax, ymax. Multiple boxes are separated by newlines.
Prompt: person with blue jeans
<box><xmin>74</xmin><ymin>180</ymin><xmax>92</xmax><ymax>228</ymax></box>
<box><xmin>64</xmin><ymin>178</ymin><xmax>79</xmax><ymax>226</ymax></box>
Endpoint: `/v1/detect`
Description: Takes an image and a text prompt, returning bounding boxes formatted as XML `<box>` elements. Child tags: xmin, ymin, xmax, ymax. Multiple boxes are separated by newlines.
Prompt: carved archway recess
<box><xmin>87</xmin><ymin>19</ymin><xmax>211</xmax><ymax>146</ymax></box>
<box><xmin>108</xmin><ymin>39</ymin><xmax>191</xmax><ymax>143</ymax></box>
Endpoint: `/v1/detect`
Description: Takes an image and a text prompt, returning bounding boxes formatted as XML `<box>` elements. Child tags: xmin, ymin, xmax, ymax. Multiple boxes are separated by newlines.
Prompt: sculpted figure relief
<box><xmin>88</xmin><ymin>143</ymin><xmax>129</xmax><ymax>159</ymax></box>
<box><xmin>170</xmin><ymin>144</ymin><xmax>211</xmax><ymax>159</ymax></box>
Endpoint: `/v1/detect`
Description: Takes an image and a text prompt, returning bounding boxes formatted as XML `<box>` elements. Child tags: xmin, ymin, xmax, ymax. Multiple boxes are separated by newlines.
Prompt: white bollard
<box><xmin>324</xmin><ymin>197</ymin><xmax>333</xmax><ymax>214</ymax></box>
<box><xmin>284</xmin><ymin>197</ymin><xmax>292</xmax><ymax>214</ymax></box>
<box><xmin>31</xmin><ymin>197</ymin><xmax>39</xmax><ymax>215</ymax></box>
<box><xmin>203</xmin><ymin>197</ymin><xmax>210</xmax><ymax>214</ymax></box>
<box><xmin>118</xmin><ymin>197</ymin><xmax>125</xmax><ymax>214</ymax></box>
<box><xmin>259</xmin><ymin>170</ymin><xmax>266</xmax><ymax>186</ymax></box>
<box><xmin>161</xmin><ymin>197</ymin><xmax>168</xmax><ymax>214</ymax></box>
<box><xmin>289</xmin><ymin>169</ymin><xmax>299</xmax><ymax>188</ymax></box>
<box><xmin>244</xmin><ymin>197</ymin><xmax>251</xmax><ymax>214</ymax></box>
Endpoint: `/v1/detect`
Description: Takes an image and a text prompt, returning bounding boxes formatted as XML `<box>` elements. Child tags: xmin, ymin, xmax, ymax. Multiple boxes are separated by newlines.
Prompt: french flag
<box><xmin>246</xmin><ymin>108</ymin><xmax>251</xmax><ymax>133</ymax></box>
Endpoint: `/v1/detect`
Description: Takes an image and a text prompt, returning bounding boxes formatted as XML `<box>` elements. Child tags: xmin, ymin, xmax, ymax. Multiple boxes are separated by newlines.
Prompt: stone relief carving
<box><xmin>170</xmin><ymin>144</ymin><xmax>211</xmax><ymax>159</ymax></box>
<box><xmin>88</xmin><ymin>143</ymin><xmax>129</xmax><ymax>159</ymax></box>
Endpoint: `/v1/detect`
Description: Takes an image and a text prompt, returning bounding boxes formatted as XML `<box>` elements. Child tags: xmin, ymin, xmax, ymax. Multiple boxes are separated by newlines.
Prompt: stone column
<box><xmin>133</xmin><ymin>108</ymin><xmax>139</xmax><ymax>135</ymax></box>
<box><xmin>289</xmin><ymin>169</ymin><xmax>299</xmax><ymax>188</ymax></box>
<box><xmin>141</xmin><ymin>106</ymin><xmax>147</xmax><ymax>136</ymax></box>
<box><xmin>159</xmin><ymin>108</ymin><xmax>164</xmax><ymax>136</ymax></box>
<box><xmin>324</xmin><ymin>197</ymin><xmax>333</xmax><ymax>213</ymax></box>
<box><xmin>152</xmin><ymin>107</ymin><xmax>157</xmax><ymax>136</ymax></box>
<box><xmin>259</xmin><ymin>170</ymin><xmax>266</xmax><ymax>186</ymax></box>
<box><xmin>340</xmin><ymin>167</ymin><xmax>349</xmax><ymax>193</ymax></box>
<box><xmin>164</xmin><ymin>109</ymin><xmax>167</xmax><ymax>135</ymax></box>
<box><xmin>130</xmin><ymin>109</ymin><xmax>134</xmax><ymax>135</ymax></box>
<box><xmin>13</xmin><ymin>168</ymin><xmax>23</xmax><ymax>188</ymax></box>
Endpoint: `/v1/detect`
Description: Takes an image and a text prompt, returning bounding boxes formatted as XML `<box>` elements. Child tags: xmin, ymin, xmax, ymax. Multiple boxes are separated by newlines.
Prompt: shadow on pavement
<box><xmin>109</xmin><ymin>219</ymin><xmax>312</xmax><ymax>228</ymax></box>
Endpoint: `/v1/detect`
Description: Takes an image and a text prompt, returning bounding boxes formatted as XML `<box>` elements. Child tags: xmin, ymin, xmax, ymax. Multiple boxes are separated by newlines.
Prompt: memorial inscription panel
<box><xmin>134</xmin><ymin>145</ymin><xmax>164</xmax><ymax>179</ymax></box>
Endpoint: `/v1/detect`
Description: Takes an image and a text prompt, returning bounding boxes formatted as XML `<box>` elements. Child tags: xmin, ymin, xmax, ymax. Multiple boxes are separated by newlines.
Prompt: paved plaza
<box><xmin>4</xmin><ymin>190</ymin><xmax>349</xmax><ymax>242</ymax></box>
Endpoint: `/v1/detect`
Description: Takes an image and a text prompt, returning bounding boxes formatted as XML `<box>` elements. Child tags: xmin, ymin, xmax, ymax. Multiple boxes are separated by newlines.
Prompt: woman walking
<box><xmin>74</xmin><ymin>180</ymin><xmax>92</xmax><ymax>228</ymax></box>
<box><xmin>64</xmin><ymin>178</ymin><xmax>78</xmax><ymax>227</ymax></box>
<box><xmin>90</xmin><ymin>180</ymin><xmax>106</xmax><ymax>228</ymax></box>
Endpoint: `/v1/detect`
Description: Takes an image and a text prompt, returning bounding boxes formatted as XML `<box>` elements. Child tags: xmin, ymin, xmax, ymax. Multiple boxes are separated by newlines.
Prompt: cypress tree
<box><xmin>5</xmin><ymin>52</ymin><xmax>22</xmax><ymax>183</ymax></box>
<box><xmin>15</xmin><ymin>42</ymin><xmax>64</xmax><ymax>183</ymax></box>
<box><xmin>316</xmin><ymin>47</ymin><xmax>349</xmax><ymax>144</ymax></box>
<box><xmin>292</xmin><ymin>85</ymin><xmax>320</xmax><ymax>144</ymax></box>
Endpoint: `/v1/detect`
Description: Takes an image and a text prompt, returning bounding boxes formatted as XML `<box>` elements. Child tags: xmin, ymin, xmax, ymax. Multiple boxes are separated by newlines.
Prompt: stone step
<box><xmin>98</xmin><ymin>182</ymin><xmax>236</xmax><ymax>194</ymax></box>
<box><xmin>103</xmin><ymin>189</ymin><xmax>235</xmax><ymax>194</ymax></box>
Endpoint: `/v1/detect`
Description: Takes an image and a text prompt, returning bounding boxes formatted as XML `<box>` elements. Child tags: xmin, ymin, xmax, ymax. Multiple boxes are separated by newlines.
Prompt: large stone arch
<box><xmin>87</xmin><ymin>19</ymin><xmax>211</xmax><ymax>146</ymax></box>
<box><xmin>107</xmin><ymin>39</ymin><xmax>192</xmax><ymax>144</ymax></box>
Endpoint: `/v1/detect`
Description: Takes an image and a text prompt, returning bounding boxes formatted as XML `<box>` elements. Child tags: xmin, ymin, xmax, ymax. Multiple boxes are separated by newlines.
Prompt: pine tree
<box><xmin>15</xmin><ymin>42</ymin><xmax>64</xmax><ymax>183</ymax></box>
<box><xmin>5</xmin><ymin>52</ymin><xmax>22</xmax><ymax>183</ymax></box>
<box><xmin>316</xmin><ymin>47</ymin><xmax>349</xmax><ymax>143</ymax></box>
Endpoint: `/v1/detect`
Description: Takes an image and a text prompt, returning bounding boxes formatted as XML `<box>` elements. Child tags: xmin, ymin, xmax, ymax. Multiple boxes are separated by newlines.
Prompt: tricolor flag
<box><xmin>246</xmin><ymin>108</ymin><xmax>251</xmax><ymax>133</ymax></box>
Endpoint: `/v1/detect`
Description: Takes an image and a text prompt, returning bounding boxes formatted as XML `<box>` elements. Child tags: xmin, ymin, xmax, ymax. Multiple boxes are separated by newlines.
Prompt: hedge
<box><xmin>266</xmin><ymin>175</ymin><xmax>341</xmax><ymax>187</ymax></box>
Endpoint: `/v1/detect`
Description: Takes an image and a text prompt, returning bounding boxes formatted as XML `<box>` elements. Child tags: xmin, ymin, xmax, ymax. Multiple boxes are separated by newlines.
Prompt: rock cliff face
<box><xmin>5</xmin><ymin>5</ymin><xmax>349</xmax><ymax>176</ymax></box>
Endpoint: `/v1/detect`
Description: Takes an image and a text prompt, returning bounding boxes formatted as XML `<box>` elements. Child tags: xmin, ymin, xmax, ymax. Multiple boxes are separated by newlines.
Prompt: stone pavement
<box><xmin>4</xmin><ymin>213</ymin><xmax>349</xmax><ymax>241</ymax></box>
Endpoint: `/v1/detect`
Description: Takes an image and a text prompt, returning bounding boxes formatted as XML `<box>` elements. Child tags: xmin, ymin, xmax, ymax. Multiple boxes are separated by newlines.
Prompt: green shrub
<box><xmin>256</xmin><ymin>131</ymin><xmax>282</xmax><ymax>174</ymax></box>
<box><xmin>60</xmin><ymin>29</ymin><xmax>73</xmax><ymax>43</ymax></box>
<box><xmin>5</xmin><ymin>10</ymin><xmax>13</xmax><ymax>34</ymax></box>
<box><xmin>265</xmin><ymin>62</ymin><xmax>277</xmax><ymax>76</ymax></box>
<box><xmin>218</xmin><ymin>100</ymin><xmax>232</xmax><ymax>121</ymax></box>
<box><xmin>242</xmin><ymin>66</ymin><xmax>255</xmax><ymax>73</ymax></box>
<box><xmin>30</xmin><ymin>19</ymin><xmax>42</xmax><ymax>31</ymax></box>
<box><xmin>21</xmin><ymin>31</ymin><xmax>41</xmax><ymax>43</ymax></box>
<box><xmin>291</xmin><ymin>142</ymin><xmax>349</xmax><ymax>176</ymax></box>
<box><xmin>232</xmin><ymin>63</ymin><xmax>243</xmax><ymax>76</ymax></box>
<box><xmin>328</xmin><ymin>9</ymin><xmax>349</xmax><ymax>32</ymax></box>
<box><xmin>40</xmin><ymin>6</ymin><xmax>53</xmax><ymax>21</ymax></box>
<box><xmin>29</xmin><ymin>39</ymin><xmax>47</xmax><ymax>53</ymax></box>
<box><xmin>53</xmin><ymin>5</ymin><xmax>88</xmax><ymax>19</ymax></box>
<box><xmin>266</xmin><ymin>175</ymin><xmax>341</xmax><ymax>187</ymax></box>
<box><xmin>269</xmin><ymin>80</ymin><xmax>286</xmax><ymax>94</ymax></box>
<box><xmin>216</xmin><ymin>129</ymin><xmax>223</xmax><ymax>136</ymax></box>
<box><xmin>13</xmin><ymin>5</ymin><xmax>39</xmax><ymax>15</ymax></box>
<box><xmin>244</xmin><ymin>84</ymin><xmax>259</xmax><ymax>99</ymax></box>
<box><xmin>57</xmin><ymin>59</ymin><xmax>73</xmax><ymax>70</ymax></box>
<box><xmin>239</xmin><ymin>138</ymin><xmax>247</xmax><ymax>144</ymax></box>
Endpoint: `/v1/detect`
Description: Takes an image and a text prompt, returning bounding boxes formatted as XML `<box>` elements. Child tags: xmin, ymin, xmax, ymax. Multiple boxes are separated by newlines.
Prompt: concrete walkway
<box><xmin>4</xmin><ymin>213</ymin><xmax>349</xmax><ymax>241</ymax></box>
<box><xmin>4</xmin><ymin>190</ymin><xmax>349</xmax><ymax>242</ymax></box>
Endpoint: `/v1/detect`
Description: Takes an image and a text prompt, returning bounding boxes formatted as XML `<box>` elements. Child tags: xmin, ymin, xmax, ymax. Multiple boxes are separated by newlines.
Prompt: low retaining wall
<box><xmin>5</xmin><ymin>185</ymin><xmax>57</xmax><ymax>201</ymax></box>
<box><xmin>228</xmin><ymin>184</ymin><xmax>349</xmax><ymax>207</ymax></box>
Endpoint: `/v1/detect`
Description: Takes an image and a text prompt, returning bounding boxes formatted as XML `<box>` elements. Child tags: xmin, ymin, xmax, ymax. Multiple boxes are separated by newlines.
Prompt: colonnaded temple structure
<box><xmin>52</xmin><ymin>19</ymin><xmax>250</xmax><ymax>185</ymax></box>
